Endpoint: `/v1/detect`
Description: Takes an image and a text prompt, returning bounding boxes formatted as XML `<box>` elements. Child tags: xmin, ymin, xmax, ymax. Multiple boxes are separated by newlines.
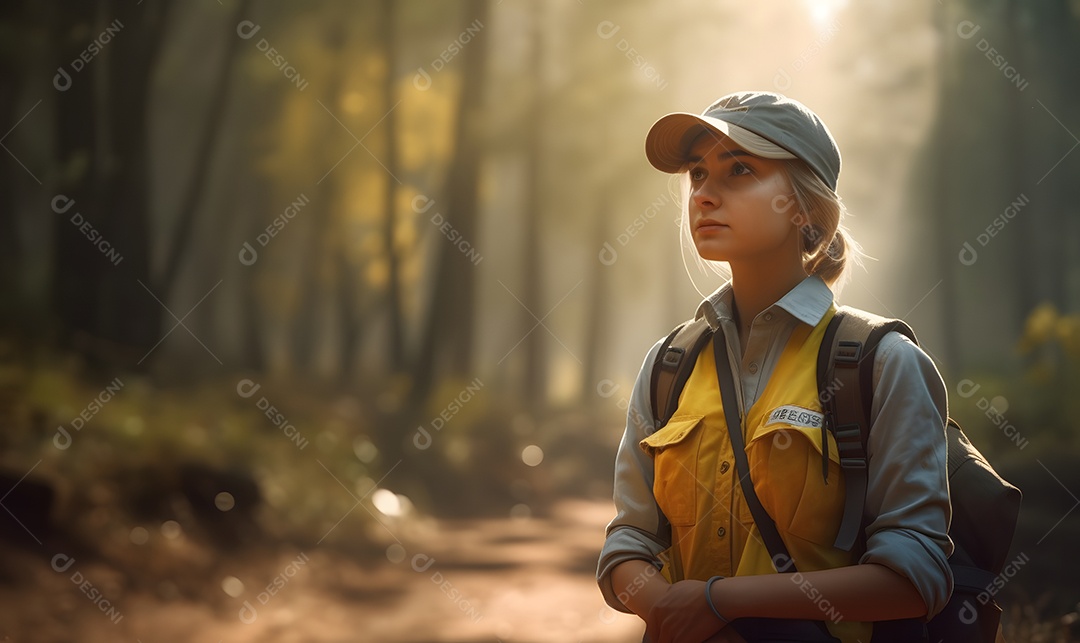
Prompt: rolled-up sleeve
<box><xmin>596</xmin><ymin>338</ymin><xmax>672</xmax><ymax>613</ymax></box>
<box><xmin>860</xmin><ymin>331</ymin><xmax>955</xmax><ymax>619</ymax></box>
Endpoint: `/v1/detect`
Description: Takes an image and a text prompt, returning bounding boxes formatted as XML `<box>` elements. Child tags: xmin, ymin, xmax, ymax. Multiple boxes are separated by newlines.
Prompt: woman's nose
<box><xmin>692</xmin><ymin>185</ymin><xmax>719</xmax><ymax>210</ymax></box>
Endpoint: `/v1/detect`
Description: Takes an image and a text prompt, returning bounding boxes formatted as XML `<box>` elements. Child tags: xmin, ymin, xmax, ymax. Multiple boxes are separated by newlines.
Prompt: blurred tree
<box><xmin>1024</xmin><ymin>0</ymin><xmax>1080</xmax><ymax>311</ymax></box>
<box><xmin>520</xmin><ymin>0</ymin><xmax>546</xmax><ymax>411</ymax></box>
<box><xmin>158</xmin><ymin>0</ymin><xmax>250</xmax><ymax>296</ymax></box>
<box><xmin>411</xmin><ymin>0</ymin><xmax>491</xmax><ymax>403</ymax></box>
<box><xmin>51</xmin><ymin>0</ymin><xmax>113</xmax><ymax>361</ymax></box>
<box><xmin>927</xmin><ymin>0</ymin><xmax>962</xmax><ymax>370</ymax></box>
<box><xmin>99</xmin><ymin>0</ymin><xmax>174</xmax><ymax>350</ymax></box>
<box><xmin>49</xmin><ymin>0</ymin><xmax>259</xmax><ymax>368</ymax></box>
<box><xmin>380</xmin><ymin>0</ymin><xmax>406</xmax><ymax>375</ymax></box>
<box><xmin>0</xmin><ymin>0</ymin><xmax>29</xmax><ymax>318</ymax></box>
<box><xmin>582</xmin><ymin>191</ymin><xmax>613</xmax><ymax>403</ymax></box>
<box><xmin>290</xmin><ymin>7</ymin><xmax>352</xmax><ymax>374</ymax></box>
<box><xmin>1001</xmin><ymin>0</ymin><xmax>1037</xmax><ymax>322</ymax></box>
<box><xmin>237</xmin><ymin>173</ymin><xmax>272</xmax><ymax>372</ymax></box>
<box><xmin>919</xmin><ymin>0</ymin><xmax>1080</xmax><ymax>372</ymax></box>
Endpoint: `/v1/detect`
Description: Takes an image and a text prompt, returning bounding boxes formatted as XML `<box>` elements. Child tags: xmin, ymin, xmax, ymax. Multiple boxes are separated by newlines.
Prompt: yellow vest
<box><xmin>640</xmin><ymin>306</ymin><xmax>871</xmax><ymax>642</ymax></box>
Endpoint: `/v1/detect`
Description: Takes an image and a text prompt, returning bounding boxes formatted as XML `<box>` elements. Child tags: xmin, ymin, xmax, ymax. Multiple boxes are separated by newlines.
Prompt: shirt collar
<box><xmin>695</xmin><ymin>275</ymin><xmax>835</xmax><ymax>331</ymax></box>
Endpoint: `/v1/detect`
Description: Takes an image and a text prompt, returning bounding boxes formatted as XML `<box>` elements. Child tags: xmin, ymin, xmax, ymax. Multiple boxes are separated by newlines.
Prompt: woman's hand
<box><xmin>644</xmin><ymin>579</ymin><xmax>730</xmax><ymax>643</ymax></box>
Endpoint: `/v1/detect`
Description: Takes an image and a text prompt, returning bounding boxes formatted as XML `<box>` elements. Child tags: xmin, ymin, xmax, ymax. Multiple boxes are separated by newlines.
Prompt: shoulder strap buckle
<box><xmin>651</xmin><ymin>317</ymin><xmax>713</xmax><ymax>429</ymax></box>
<box><xmin>661</xmin><ymin>346</ymin><xmax>686</xmax><ymax>369</ymax></box>
<box><xmin>835</xmin><ymin>340</ymin><xmax>862</xmax><ymax>366</ymax></box>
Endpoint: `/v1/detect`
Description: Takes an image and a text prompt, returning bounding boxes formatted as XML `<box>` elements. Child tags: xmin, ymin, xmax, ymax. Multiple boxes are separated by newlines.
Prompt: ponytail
<box><xmin>784</xmin><ymin>161</ymin><xmax>863</xmax><ymax>294</ymax></box>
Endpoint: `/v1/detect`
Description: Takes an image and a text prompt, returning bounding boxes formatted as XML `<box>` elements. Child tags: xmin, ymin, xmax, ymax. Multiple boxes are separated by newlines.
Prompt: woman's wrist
<box><xmin>708</xmin><ymin>574</ymin><xmax>750</xmax><ymax>621</ymax></box>
<box><xmin>705</xmin><ymin>576</ymin><xmax>731</xmax><ymax>623</ymax></box>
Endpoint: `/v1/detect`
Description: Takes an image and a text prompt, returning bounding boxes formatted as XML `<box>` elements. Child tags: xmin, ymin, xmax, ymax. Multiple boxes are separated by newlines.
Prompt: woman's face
<box><xmin>685</xmin><ymin>132</ymin><xmax>800</xmax><ymax>264</ymax></box>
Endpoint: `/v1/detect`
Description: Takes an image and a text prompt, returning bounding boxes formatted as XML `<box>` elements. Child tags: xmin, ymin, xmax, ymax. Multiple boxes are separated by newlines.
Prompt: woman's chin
<box><xmin>693</xmin><ymin>244</ymin><xmax>731</xmax><ymax>263</ymax></box>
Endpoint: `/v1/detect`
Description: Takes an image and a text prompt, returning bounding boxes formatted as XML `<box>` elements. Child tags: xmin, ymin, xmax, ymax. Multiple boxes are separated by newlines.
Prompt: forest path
<box><xmin>0</xmin><ymin>499</ymin><xmax>644</xmax><ymax>643</ymax></box>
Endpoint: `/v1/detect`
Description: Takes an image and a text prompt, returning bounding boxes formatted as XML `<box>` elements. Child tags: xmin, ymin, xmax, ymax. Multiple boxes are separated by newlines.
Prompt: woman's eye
<box><xmin>731</xmin><ymin>162</ymin><xmax>752</xmax><ymax>176</ymax></box>
<box><xmin>689</xmin><ymin>168</ymin><xmax>706</xmax><ymax>181</ymax></box>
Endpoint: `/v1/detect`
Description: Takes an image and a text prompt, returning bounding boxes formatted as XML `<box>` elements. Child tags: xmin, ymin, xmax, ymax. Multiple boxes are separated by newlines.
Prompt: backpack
<box><xmin>650</xmin><ymin>306</ymin><xmax>1022</xmax><ymax>643</ymax></box>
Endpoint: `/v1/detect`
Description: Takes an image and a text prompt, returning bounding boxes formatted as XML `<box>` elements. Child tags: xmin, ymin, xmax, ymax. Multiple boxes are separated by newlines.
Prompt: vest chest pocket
<box><xmin>746</xmin><ymin>421</ymin><xmax>846</xmax><ymax>547</ymax></box>
<box><xmin>640</xmin><ymin>415</ymin><xmax>705</xmax><ymax>528</ymax></box>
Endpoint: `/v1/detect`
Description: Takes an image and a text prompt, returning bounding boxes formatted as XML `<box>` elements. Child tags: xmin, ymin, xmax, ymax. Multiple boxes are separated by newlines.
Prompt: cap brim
<box><xmin>645</xmin><ymin>113</ymin><xmax>744</xmax><ymax>173</ymax></box>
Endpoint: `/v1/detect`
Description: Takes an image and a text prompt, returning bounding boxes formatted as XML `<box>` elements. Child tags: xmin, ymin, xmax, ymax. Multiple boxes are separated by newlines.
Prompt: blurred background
<box><xmin>1</xmin><ymin>0</ymin><xmax>1079</xmax><ymax>641</ymax></box>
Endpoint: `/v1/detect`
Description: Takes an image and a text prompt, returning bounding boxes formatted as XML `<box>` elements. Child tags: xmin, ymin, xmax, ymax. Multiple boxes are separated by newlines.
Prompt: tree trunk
<box><xmin>96</xmin><ymin>0</ymin><xmax>176</xmax><ymax>353</ymax></box>
<box><xmin>51</xmin><ymin>0</ymin><xmax>181</xmax><ymax>365</ymax></box>
<box><xmin>237</xmin><ymin>175</ymin><xmax>271</xmax><ymax>372</ymax></box>
<box><xmin>157</xmin><ymin>0</ymin><xmax>248</xmax><ymax>303</ymax></box>
<box><xmin>1026</xmin><ymin>0</ymin><xmax>1079</xmax><ymax>311</ymax></box>
<box><xmin>928</xmin><ymin>0</ymin><xmax>960</xmax><ymax>371</ymax></box>
<box><xmin>380</xmin><ymin>0</ymin><xmax>406</xmax><ymax>374</ymax></box>
<box><xmin>336</xmin><ymin>244</ymin><xmax>362</xmax><ymax>382</ymax></box>
<box><xmin>290</xmin><ymin>15</ymin><xmax>350</xmax><ymax>375</ymax></box>
<box><xmin>521</xmin><ymin>2</ymin><xmax>545</xmax><ymax>410</ymax></box>
<box><xmin>582</xmin><ymin>195</ymin><xmax>612</xmax><ymax>405</ymax></box>
<box><xmin>411</xmin><ymin>0</ymin><xmax>490</xmax><ymax>404</ymax></box>
<box><xmin>0</xmin><ymin>1</ymin><xmax>28</xmax><ymax>317</ymax></box>
<box><xmin>1001</xmin><ymin>0</ymin><xmax>1039</xmax><ymax>325</ymax></box>
<box><xmin>51</xmin><ymin>0</ymin><xmax>107</xmax><ymax>359</ymax></box>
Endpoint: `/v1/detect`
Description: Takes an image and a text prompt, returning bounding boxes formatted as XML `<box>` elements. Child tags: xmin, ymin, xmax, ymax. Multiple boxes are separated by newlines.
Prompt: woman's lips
<box><xmin>696</xmin><ymin>220</ymin><xmax>729</xmax><ymax>231</ymax></box>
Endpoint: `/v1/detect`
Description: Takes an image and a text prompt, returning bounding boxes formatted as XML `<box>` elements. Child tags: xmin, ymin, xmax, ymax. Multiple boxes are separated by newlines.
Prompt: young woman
<box><xmin>596</xmin><ymin>92</ymin><xmax>953</xmax><ymax>643</ymax></box>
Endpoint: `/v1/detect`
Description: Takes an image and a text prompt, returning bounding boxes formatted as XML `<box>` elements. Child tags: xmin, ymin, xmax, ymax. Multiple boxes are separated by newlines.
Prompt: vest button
<box><xmin>717</xmin><ymin>527</ymin><xmax>726</xmax><ymax>538</ymax></box>
<box><xmin>719</xmin><ymin>461</ymin><xmax>730</xmax><ymax>474</ymax></box>
<box><xmin>748</xmin><ymin>362</ymin><xmax>759</xmax><ymax>374</ymax></box>
<box><xmin>764</xmin><ymin>313</ymin><xmax>773</xmax><ymax>322</ymax></box>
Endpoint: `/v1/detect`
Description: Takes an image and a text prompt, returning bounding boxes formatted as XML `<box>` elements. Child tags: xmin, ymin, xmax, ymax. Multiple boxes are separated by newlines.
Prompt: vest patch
<box><xmin>765</xmin><ymin>405</ymin><xmax>824</xmax><ymax>430</ymax></box>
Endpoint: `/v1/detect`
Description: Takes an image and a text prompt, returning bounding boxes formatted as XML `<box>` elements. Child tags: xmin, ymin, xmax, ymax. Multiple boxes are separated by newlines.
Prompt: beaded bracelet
<box><xmin>705</xmin><ymin>575</ymin><xmax>730</xmax><ymax>623</ymax></box>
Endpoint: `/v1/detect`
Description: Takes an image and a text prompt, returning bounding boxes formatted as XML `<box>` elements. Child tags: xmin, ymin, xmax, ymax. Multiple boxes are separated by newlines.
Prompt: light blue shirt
<box><xmin>597</xmin><ymin>275</ymin><xmax>954</xmax><ymax>618</ymax></box>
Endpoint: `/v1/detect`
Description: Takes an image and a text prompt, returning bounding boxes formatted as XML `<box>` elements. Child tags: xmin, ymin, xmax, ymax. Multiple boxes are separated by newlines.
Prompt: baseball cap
<box><xmin>644</xmin><ymin>91</ymin><xmax>841</xmax><ymax>191</ymax></box>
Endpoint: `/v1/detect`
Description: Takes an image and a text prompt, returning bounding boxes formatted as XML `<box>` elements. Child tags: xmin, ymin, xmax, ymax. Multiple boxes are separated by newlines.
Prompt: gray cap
<box><xmin>644</xmin><ymin>91</ymin><xmax>841</xmax><ymax>191</ymax></box>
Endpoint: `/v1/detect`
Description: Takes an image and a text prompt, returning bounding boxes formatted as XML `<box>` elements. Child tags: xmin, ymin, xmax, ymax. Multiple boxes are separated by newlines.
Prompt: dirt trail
<box><xmin>0</xmin><ymin>499</ymin><xmax>644</xmax><ymax>642</ymax></box>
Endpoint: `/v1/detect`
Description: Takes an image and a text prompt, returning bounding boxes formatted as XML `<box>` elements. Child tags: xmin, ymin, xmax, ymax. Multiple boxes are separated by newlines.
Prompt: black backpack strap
<box><xmin>713</xmin><ymin>330</ymin><xmax>797</xmax><ymax>573</ymax></box>
<box><xmin>650</xmin><ymin>317</ymin><xmax>713</xmax><ymax>429</ymax></box>
<box><xmin>818</xmin><ymin>307</ymin><xmax>917</xmax><ymax>552</ymax></box>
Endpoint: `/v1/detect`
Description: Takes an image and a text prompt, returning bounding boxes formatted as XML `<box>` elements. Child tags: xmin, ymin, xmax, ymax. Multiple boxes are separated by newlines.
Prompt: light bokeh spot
<box><xmin>215</xmin><ymin>491</ymin><xmax>235</xmax><ymax>511</ymax></box>
<box><xmin>521</xmin><ymin>445</ymin><xmax>544</xmax><ymax>467</ymax></box>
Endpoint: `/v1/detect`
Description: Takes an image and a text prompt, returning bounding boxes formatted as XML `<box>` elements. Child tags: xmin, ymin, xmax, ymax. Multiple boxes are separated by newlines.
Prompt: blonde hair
<box><xmin>783</xmin><ymin>160</ymin><xmax>863</xmax><ymax>293</ymax></box>
<box><xmin>676</xmin><ymin>133</ymin><xmax>862</xmax><ymax>295</ymax></box>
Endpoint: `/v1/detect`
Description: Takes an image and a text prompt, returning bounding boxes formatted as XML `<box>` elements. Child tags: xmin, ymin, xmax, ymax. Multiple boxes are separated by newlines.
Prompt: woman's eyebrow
<box><xmin>686</xmin><ymin>149</ymin><xmax>754</xmax><ymax>163</ymax></box>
